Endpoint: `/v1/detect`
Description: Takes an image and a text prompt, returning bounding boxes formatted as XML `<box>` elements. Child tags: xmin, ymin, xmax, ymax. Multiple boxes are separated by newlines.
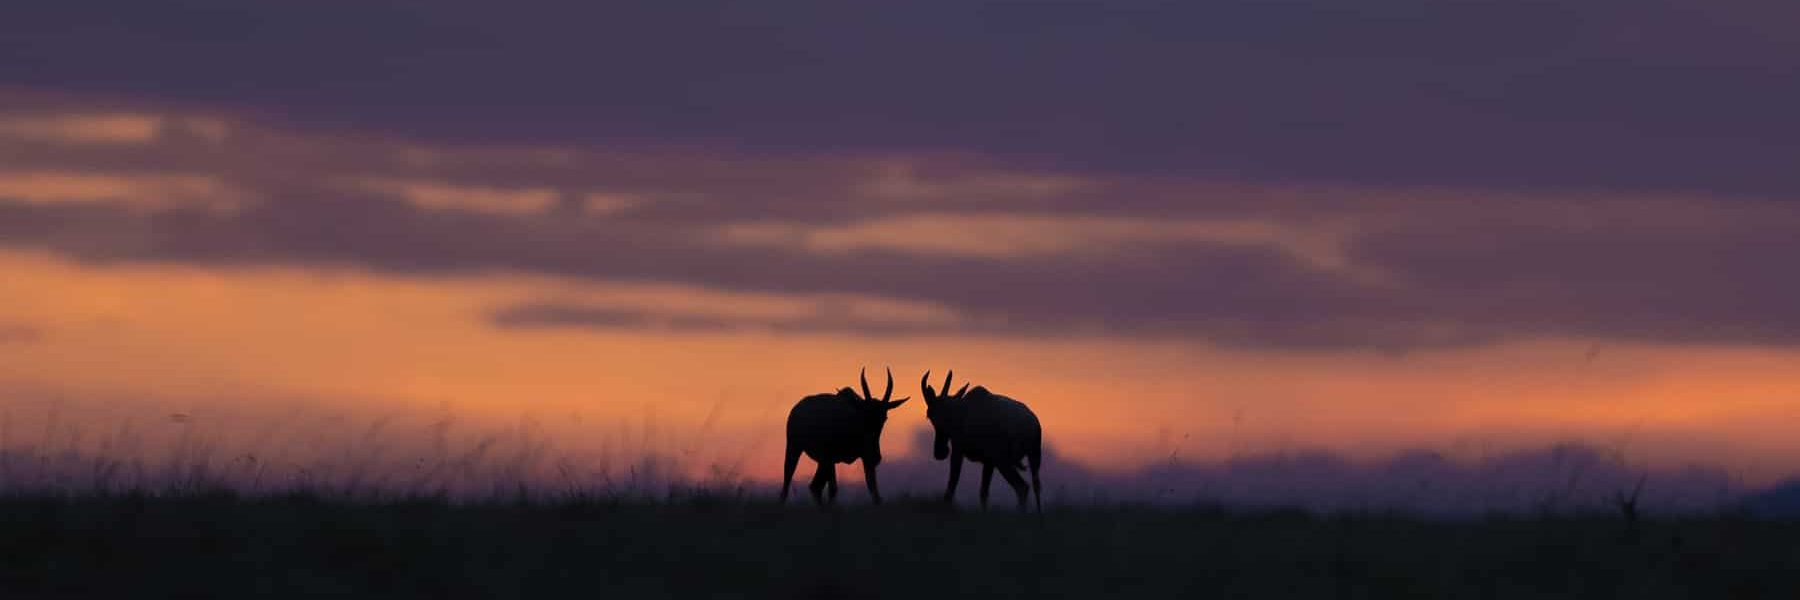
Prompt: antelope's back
<box><xmin>786</xmin><ymin>393</ymin><xmax>860</xmax><ymax>448</ymax></box>
<box><xmin>957</xmin><ymin>393</ymin><xmax>1041</xmax><ymax>464</ymax></box>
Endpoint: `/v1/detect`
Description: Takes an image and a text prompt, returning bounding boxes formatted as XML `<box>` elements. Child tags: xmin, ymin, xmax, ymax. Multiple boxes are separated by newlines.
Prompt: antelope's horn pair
<box><xmin>860</xmin><ymin>367</ymin><xmax>895</xmax><ymax>402</ymax></box>
<box><xmin>922</xmin><ymin>369</ymin><xmax>971</xmax><ymax>397</ymax></box>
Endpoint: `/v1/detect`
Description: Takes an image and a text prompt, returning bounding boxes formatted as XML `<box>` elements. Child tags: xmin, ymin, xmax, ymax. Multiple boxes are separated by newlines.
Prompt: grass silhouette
<box><xmin>2</xmin><ymin>404</ymin><xmax>1798</xmax><ymax>597</ymax></box>
<box><xmin>3</xmin><ymin>490</ymin><xmax>1799</xmax><ymax>598</ymax></box>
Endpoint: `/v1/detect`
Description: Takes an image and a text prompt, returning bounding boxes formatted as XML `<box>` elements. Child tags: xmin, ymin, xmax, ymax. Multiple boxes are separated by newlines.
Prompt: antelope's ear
<box><xmin>884</xmin><ymin>397</ymin><xmax>911</xmax><ymax>411</ymax></box>
<box><xmin>953</xmin><ymin>383</ymin><xmax>970</xmax><ymax>399</ymax></box>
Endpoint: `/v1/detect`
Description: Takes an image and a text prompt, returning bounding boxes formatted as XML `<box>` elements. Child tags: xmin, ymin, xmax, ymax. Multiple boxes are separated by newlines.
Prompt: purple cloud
<box><xmin>4</xmin><ymin>1</ymin><xmax>1799</xmax><ymax>195</ymax></box>
<box><xmin>3</xmin><ymin>174</ymin><xmax>1798</xmax><ymax>350</ymax></box>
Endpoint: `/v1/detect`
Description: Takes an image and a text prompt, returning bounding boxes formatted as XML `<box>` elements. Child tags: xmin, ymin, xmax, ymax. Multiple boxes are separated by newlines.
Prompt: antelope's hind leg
<box><xmin>1028</xmin><ymin>448</ymin><xmax>1043</xmax><ymax>514</ymax></box>
<box><xmin>997</xmin><ymin>464</ymin><xmax>1029</xmax><ymax>511</ymax></box>
<box><xmin>979</xmin><ymin>464</ymin><xmax>995</xmax><ymax>510</ymax></box>
<box><xmin>780</xmin><ymin>443</ymin><xmax>801</xmax><ymax>503</ymax></box>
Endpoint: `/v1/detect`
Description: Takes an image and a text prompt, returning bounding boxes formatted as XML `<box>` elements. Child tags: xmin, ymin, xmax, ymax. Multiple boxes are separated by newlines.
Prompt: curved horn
<box><xmin>942</xmin><ymin>370</ymin><xmax>954</xmax><ymax>398</ymax></box>
<box><xmin>883</xmin><ymin>367</ymin><xmax>895</xmax><ymax>402</ymax></box>
<box><xmin>860</xmin><ymin>367</ymin><xmax>874</xmax><ymax>401</ymax></box>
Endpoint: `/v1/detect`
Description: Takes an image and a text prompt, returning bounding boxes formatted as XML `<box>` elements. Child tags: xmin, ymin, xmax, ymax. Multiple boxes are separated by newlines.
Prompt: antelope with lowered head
<box><xmin>921</xmin><ymin>370</ymin><xmax>1043</xmax><ymax>512</ymax></box>
<box><xmin>780</xmin><ymin>368</ymin><xmax>910</xmax><ymax>506</ymax></box>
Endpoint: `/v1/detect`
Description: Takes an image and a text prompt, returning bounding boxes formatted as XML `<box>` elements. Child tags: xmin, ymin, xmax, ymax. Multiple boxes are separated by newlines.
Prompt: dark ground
<box><xmin>2</xmin><ymin>492</ymin><xmax>1798</xmax><ymax>599</ymax></box>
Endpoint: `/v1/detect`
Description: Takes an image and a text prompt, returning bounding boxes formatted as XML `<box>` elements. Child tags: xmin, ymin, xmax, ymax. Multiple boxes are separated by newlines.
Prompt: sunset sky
<box><xmin>2</xmin><ymin>2</ymin><xmax>1798</xmax><ymax>487</ymax></box>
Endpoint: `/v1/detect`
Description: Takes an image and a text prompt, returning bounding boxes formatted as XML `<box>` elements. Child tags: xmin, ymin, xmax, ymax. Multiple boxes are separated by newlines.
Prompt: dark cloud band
<box><xmin>3</xmin><ymin>1</ymin><xmax>1798</xmax><ymax>195</ymax></box>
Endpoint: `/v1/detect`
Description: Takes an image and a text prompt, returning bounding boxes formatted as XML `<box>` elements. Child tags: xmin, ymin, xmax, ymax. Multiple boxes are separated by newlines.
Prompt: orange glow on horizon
<box><xmin>3</xmin><ymin>249</ymin><xmax>1799</xmax><ymax>484</ymax></box>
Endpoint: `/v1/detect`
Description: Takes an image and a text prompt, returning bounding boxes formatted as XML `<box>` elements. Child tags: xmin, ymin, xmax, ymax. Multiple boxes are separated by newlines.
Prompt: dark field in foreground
<box><xmin>3</xmin><ymin>493</ymin><xmax>1798</xmax><ymax>599</ymax></box>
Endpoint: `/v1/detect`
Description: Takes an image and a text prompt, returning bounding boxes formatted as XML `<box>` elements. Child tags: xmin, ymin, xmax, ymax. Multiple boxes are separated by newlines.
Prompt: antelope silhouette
<box><xmin>921</xmin><ymin>370</ymin><xmax>1043</xmax><ymax>512</ymax></box>
<box><xmin>780</xmin><ymin>368</ymin><xmax>910</xmax><ymax>506</ymax></box>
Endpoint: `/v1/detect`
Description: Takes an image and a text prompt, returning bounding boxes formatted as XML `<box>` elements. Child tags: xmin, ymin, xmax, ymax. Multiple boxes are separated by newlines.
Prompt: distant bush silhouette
<box><xmin>1742</xmin><ymin>479</ymin><xmax>1800</xmax><ymax>517</ymax></box>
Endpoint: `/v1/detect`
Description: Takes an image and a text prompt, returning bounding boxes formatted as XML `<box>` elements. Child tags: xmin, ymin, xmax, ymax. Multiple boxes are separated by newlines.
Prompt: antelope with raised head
<box><xmin>779</xmin><ymin>368</ymin><xmax>910</xmax><ymax>506</ymax></box>
<box><xmin>921</xmin><ymin>370</ymin><xmax>1042</xmax><ymax>512</ymax></box>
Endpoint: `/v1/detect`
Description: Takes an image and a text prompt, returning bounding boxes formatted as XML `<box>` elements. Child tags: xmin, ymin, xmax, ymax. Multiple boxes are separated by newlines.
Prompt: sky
<box><xmin>1</xmin><ymin>1</ymin><xmax>1798</xmax><ymax>493</ymax></box>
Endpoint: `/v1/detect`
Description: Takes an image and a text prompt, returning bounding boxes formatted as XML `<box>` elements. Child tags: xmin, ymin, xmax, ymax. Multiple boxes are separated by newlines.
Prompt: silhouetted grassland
<box><xmin>2</xmin><ymin>405</ymin><xmax>1796</xmax><ymax>596</ymax></box>
<box><xmin>3</xmin><ymin>491</ymin><xmax>1797</xmax><ymax>599</ymax></box>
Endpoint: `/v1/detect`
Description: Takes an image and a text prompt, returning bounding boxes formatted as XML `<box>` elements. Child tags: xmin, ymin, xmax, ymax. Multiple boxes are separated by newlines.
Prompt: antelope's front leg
<box><xmin>809</xmin><ymin>461</ymin><xmax>833</xmax><ymax>507</ymax></box>
<box><xmin>862</xmin><ymin>461</ymin><xmax>883</xmax><ymax>505</ymax></box>
<box><xmin>943</xmin><ymin>450</ymin><xmax>964</xmax><ymax>504</ymax></box>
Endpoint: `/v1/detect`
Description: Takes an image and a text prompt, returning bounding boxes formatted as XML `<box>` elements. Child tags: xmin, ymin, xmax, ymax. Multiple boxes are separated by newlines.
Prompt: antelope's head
<box><xmin>920</xmin><ymin>370</ymin><xmax>970</xmax><ymax>460</ymax></box>
<box><xmin>837</xmin><ymin>367</ymin><xmax>909</xmax><ymax>464</ymax></box>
